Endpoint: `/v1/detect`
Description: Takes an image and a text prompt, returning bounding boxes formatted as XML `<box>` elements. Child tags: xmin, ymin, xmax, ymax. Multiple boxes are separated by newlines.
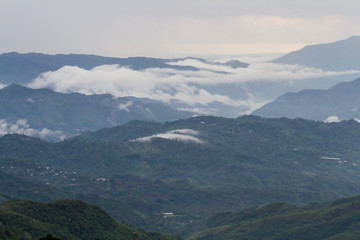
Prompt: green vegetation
<box><xmin>1</xmin><ymin>116</ymin><xmax>360</xmax><ymax>236</ymax></box>
<box><xmin>0</xmin><ymin>170</ymin><xmax>70</xmax><ymax>203</ymax></box>
<box><xmin>0</xmin><ymin>199</ymin><xmax>181</xmax><ymax>240</ymax></box>
<box><xmin>189</xmin><ymin>196</ymin><xmax>360</xmax><ymax>240</ymax></box>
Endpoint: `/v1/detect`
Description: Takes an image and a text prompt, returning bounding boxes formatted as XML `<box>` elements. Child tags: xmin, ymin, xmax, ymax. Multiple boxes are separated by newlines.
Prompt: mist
<box><xmin>0</xmin><ymin>119</ymin><xmax>65</xmax><ymax>141</ymax></box>
<box><xmin>27</xmin><ymin>59</ymin><xmax>359</xmax><ymax>116</ymax></box>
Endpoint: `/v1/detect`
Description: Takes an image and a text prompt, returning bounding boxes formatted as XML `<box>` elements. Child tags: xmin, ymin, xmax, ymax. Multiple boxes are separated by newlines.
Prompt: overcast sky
<box><xmin>1</xmin><ymin>0</ymin><xmax>360</xmax><ymax>58</ymax></box>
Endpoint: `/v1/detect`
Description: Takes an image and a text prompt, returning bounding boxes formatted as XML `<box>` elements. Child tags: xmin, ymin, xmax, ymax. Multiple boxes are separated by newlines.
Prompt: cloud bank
<box><xmin>325</xmin><ymin>116</ymin><xmax>341</xmax><ymax>123</ymax></box>
<box><xmin>0</xmin><ymin>119</ymin><xmax>65</xmax><ymax>141</ymax></box>
<box><xmin>27</xmin><ymin>59</ymin><xmax>359</xmax><ymax>116</ymax></box>
<box><xmin>134</xmin><ymin>129</ymin><xmax>204</xmax><ymax>144</ymax></box>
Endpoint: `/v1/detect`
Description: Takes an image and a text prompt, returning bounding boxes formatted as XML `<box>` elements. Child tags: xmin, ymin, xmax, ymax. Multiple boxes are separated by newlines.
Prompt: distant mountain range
<box><xmin>0</xmin><ymin>52</ymin><xmax>252</xmax><ymax>118</ymax></box>
<box><xmin>2</xmin><ymin>39</ymin><xmax>360</xmax><ymax>120</ymax></box>
<box><xmin>272</xmin><ymin>35</ymin><xmax>360</xmax><ymax>71</ymax></box>
<box><xmin>3</xmin><ymin>39</ymin><xmax>360</xmax><ymax>240</ymax></box>
<box><xmin>252</xmin><ymin>77</ymin><xmax>360</xmax><ymax>121</ymax></box>
<box><xmin>254</xmin><ymin>36</ymin><xmax>360</xmax><ymax>120</ymax></box>
<box><xmin>0</xmin><ymin>84</ymin><xmax>194</xmax><ymax>140</ymax></box>
<box><xmin>0</xmin><ymin>52</ymin><xmax>248</xmax><ymax>85</ymax></box>
<box><xmin>0</xmin><ymin>52</ymin><xmax>194</xmax><ymax>84</ymax></box>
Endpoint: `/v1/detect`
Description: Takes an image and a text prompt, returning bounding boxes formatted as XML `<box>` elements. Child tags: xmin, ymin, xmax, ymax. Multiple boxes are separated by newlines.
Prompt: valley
<box><xmin>1</xmin><ymin>34</ymin><xmax>360</xmax><ymax>239</ymax></box>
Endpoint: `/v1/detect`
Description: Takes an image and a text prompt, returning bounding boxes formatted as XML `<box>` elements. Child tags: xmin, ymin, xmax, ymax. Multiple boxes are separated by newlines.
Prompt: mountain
<box><xmin>0</xmin><ymin>143</ymin><xmax>161</xmax><ymax>236</ymax></box>
<box><xmin>189</xmin><ymin>195</ymin><xmax>360</xmax><ymax>240</ymax></box>
<box><xmin>0</xmin><ymin>52</ymin><xmax>248</xmax><ymax>85</ymax></box>
<box><xmin>0</xmin><ymin>52</ymin><xmax>195</xmax><ymax>84</ymax></box>
<box><xmin>272</xmin><ymin>36</ymin><xmax>360</xmax><ymax>71</ymax></box>
<box><xmin>0</xmin><ymin>52</ymin><xmax>253</xmax><ymax>117</ymax></box>
<box><xmin>0</xmin><ymin>84</ymin><xmax>194</xmax><ymax>140</ymax></box>
<box><xmin>171</xmin><ymin>57</ymin><xmax>249</xmax><ymax>69</ymax></box>
<box><xmin>2</xmin><ymin>116</ymin><xmax>360</xmax><ymax>236</ymax></box>
<box><xmin>2</xmin><ymin>50</ymin><xmax>355</xmax><ymax>118</ymax></box>
<box><xmin>0</xmin><ymin>170</ymin><xmax>71</xmax><ymax>203</ymax></box>
<box><xmin>252</xmin><ymin>77</ymin><xmax>360</xmax><ymax>121</ymax></box>
<box><xmin>0</xmin><ymin>199</ymin><xmax>181</xmax><ymax>240</ymax></box>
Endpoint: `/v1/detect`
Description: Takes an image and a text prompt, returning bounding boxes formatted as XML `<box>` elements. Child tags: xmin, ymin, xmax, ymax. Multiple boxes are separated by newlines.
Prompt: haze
<box><xmin>1</xmin><ymin>0</ymin><xmax>360</xmax><ymax>57</ymax></box>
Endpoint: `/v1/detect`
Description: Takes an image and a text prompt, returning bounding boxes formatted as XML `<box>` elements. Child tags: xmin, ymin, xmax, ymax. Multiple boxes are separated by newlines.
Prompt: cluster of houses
<box><xmin>2</xmin><ymin>162</ymin><xmax>80</xmax><ymax>186</ymax></box>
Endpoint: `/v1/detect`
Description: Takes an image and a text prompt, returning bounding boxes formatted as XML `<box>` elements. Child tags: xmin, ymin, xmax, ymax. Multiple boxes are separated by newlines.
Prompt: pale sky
<box><xmin>1</xmin><ymin>0</ymin><xmax>360</xmax><ymax>58</ymax></box>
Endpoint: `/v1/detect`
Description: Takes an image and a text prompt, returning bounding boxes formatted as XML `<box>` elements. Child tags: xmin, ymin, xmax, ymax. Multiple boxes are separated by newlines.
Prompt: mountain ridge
<box><xmin>252</xmin><ymin>77</ymin><xmax>360</xmax><ymax>121</ymax></box>
<box><xmin>272</xmin><ymin>35</ymin><xmax>360</xmax><ymax>71</ymax></box>
<box><xmin>189</xmin><ymin>195</ymin><xmax>360</xmax><ymax>240</ymax></box>
<box><xmin>0</xmin><ymin>84</ymin><xmax>194</xmax><ymax>140</ymax></box>
<box><xmin>0</xmin><ymin>52</ymin><xmax>248</xmax><ymax>85</ymax></box>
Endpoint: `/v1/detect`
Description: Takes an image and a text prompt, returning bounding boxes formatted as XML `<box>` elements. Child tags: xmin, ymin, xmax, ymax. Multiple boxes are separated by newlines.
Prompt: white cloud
<box><xmin>27</xmin><ymin>60</ymin><xmax>359</xmax><ymax>116</ymax></box>
<box><xmin>0</xmin><ymin>119</ymin><xmax>65</xmax><ymax>141</ymax></box>
<box><xmin>167</xmin><ymin>59</ymin><xmax>233</xmax><ymax>73</ymax></box>
<box><xmin>176</xmin><ymin>107</ymin><xmax>219</xmax><ymax>116</ymax></box>
<box><xmin>0</xmin><ymin>84</ymin><xmax>6</xmax><ymax>89</ymax></box>
<box><xmin>169</xmin><ymin>129</ymin><xmax>200</xmax><ymax>135</ymax></box>
<box><xmin>215</xmin><ymin>54</ymin><xmax>282</xmax><ymax>64</ymax></box>
<box><xmin>325</xmin><ymin>116</ymin><xmax>341</xmax><ymax>123</ymax></box>
<box><xmin>168</xmin><ymin>60</ymin><xmax>360</xmax><ymax>84</ymax></box>
<box><xmin>118</xmin><ymin>101</ymin><xmax>133</xmax><ymax>112</ymax></box>
<box><xmin>26</xmin><ymin>98</ymin><xmax>35</xmax><ymax>103</ymax></box>
<box><xmin>28</xmin><ymin>64</ymin><xmax>249</xmax><ymax>108</ymax></box>
<box><xmin>134</xmin><ymin>129</ymin><xmax>204</xmax><ymax>144</ymax></box>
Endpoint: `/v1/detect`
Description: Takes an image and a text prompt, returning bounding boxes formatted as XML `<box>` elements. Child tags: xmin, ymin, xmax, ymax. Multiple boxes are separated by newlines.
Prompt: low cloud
<box><xmin>134</xmin><ymin>129</ymin><xmax>204</xmax><ymax>144</ymax></box>
<box><xmin>325</xmin><ymin>116</ymin><xmax>341</xmax><ymax>123</ymax></box>
<box><xmin>27</xmin><ymin>60</ymin><xmax>359</xmax><ymax>116</ymax></box>
<box><xmin>0</xmin><ymin>119</ymin><xmax>66</xmax><ymax>140</ymax></box>
<box><xmin>0</xmin><ymin>84</ymin><xmax>6</xmax><ymax>89</ymax></box>
<box><xmin>167</xmin><ymin>59</ymin><xmax>234</xmax><ymax>73</ymax></box>
<box><xmin>118</xmin><ymin>101</ymin><xmax>133</xmax><ymax>112</ymax></box>
<box><xmin>27</xmin><ymin>64</ymin><xmax>247</xmax><ymax>108</ymax></box>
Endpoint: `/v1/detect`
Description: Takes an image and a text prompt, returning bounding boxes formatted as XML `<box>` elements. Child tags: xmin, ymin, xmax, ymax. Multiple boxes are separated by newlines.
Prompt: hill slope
<box><xmin>189</xmin><ymin>195</ymin><xmax>360</xmax><ymax>240</ymax></box>
<box><xmin>272</xmin><ymin>35</ymin><xmax>360</xmax><ymax>71</ymax></box>
<box><xmin>252</xmin><ymin>77</ymin><xmax>360</xmax><ymax>121</ymax></box>
<box><xmin>0</xmin><ymin>199</ymin><xmax>181</xmax><ymax>240</ymax></box>
<box><xmin>0</xmin><ymin>84</ymin><xmax>193</xmax><ymax>139</ymax></box>
<box><xmin>0</xmin><ymin>170</ymin><xmax>70</xmax><ymax>203</ymax></box>
<box><xmin>2</xmin><ymin>116</ymin><xmax>360</xmax><ymax>236</ymax></box>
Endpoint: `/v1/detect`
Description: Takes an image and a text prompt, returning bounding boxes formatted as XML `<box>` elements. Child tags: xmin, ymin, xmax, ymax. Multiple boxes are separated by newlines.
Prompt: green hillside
<box><xmin>0</xmin><ymin>170</ymin><xmax>70</xmax><ymax>203</ymax></box>
<box><xmin>189</xmin><ymin>196</ymin><xmax>360</xmax><ymax>240</ymax></box>
<box><xmin>1</xmin><ymin>116</ymin><xmax>360</xmax><ymax>236</ymax></box>
<box><xmin>0</xmin><ymin>199</ymin><xmax>181</xmax><ymax>240</ymax></box>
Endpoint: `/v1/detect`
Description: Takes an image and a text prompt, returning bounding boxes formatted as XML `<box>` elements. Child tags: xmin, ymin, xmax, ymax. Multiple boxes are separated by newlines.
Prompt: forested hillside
<box><xmin>0</xmin><ymin>199</ymin><xmax>181</xmax><ymax>240</ymax></box>
<box><xmin>1</xmin><ymin>116</ymin><xmax>360</xmax><ymax>236</ymax></box>
<box><xmin>190</xmin><ymin>195</ymin><xmax>360</xmax><ymax>240</ymax></box>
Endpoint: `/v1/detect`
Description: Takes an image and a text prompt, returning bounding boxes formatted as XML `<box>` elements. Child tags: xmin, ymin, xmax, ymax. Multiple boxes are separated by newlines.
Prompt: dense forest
<box><xmin>190</xmin><ymin>195</ymin><xmax>360</xmax><ymax>239</ymax></box>
<box><xmin>0</xmin><ymin>199</ymin><xmax>181</xmax><ymax>240</ymax></box>
<box><xmin>1</xmin><ymin>116</ymin><xmax>360</xmax><ymax>237</ymax></box>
